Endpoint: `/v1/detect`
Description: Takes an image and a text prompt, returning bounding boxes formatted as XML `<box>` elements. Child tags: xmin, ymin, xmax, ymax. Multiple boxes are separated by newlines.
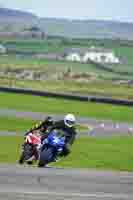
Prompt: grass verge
<box><xmin>1</xmin><ymin>79</ymin><xmax>133</xmax><ymax>100</ymax></box>
<box><xmin>54</xmin><ymin>136</ymin><xmax>133</xmax><ymax>171</ymax></box>
<box><xmin>0</xmin><ymin>135</ymin><xmax>133</xmax><ymax>172</ymax></box>
<box><xmin>0</xmin><ymin>92</ymin><xmax>133</xmax><ymax>123</ymax></box>
<box><xmin>0</xmin><ymin>117</ymin><xmax>35</xmax><ymax>132</ymax></box>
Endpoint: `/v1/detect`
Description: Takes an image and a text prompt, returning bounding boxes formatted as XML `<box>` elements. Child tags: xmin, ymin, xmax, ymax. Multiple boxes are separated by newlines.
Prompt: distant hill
<box><xmin>40</xmin><ymin>18</ymin><xmax>133</xmax><ymax>40</ymax></box>
<box><xmin>0</xmin><ymin>8</ymin><xmax>39</xmax><ymax>31</ymax></box>
<box><xmin>1</xmin><ymin>7</ymin><xmax>133</xmax><ymax>40</ymax></box>
<box><xmin>0</xmin><ymin>7</ymin><xmax>37</xmax><ymax>18</ymax></box>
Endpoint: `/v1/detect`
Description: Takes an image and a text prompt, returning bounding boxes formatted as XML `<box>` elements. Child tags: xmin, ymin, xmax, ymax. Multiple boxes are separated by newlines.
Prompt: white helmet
<box><xmin>64</xmin><ymin>114</ymin><xmax>76</xmax><ymax>128</ymax></box>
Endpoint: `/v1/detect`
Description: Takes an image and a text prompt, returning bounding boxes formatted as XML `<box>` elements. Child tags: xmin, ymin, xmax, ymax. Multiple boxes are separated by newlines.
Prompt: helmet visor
<box><xmin>66</xmin><ymin>120</ymin><xmax>75</xmax><ymax>126</ymax></box>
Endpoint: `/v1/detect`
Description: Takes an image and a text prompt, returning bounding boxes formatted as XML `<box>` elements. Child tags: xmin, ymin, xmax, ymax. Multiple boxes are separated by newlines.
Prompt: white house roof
<box><xmin>0</xmin><ymin>44</ymin><xmax>5</xmax><ymax>49</ymax></box>
<box><xmin>0</xmin><ymin>44</ymin><xmax>6</xmax><ymax>53</ymax></box>
<box><xmin>64</xmin><ymin>48</ymin><xmax>87</xmax><ymax>56</ymax></box>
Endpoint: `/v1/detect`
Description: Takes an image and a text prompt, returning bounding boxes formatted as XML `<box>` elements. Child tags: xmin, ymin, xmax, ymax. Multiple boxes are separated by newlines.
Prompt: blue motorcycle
<box><xmin>38</xmin><ymin>130</ymin><xmax>65</xmax><ymax>167</ymax></box>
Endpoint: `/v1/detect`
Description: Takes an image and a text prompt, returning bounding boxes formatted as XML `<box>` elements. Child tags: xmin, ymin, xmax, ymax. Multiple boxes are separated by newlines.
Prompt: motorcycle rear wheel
<box><xmin>18</xmin><ymin>152</ymin><xmax>25</xmax><ymax>164</ymax></box>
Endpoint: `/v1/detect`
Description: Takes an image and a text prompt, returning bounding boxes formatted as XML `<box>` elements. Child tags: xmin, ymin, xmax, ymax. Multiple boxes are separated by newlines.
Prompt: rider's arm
<box><xmin>49</xmin><ymin>120</ymin><xmax>63</xmax><ymax>131</ymax></box>
<box><xmin>68</xmin><ymin>129</ymin><xmax>77</xmax><ymax>145</ymax></box>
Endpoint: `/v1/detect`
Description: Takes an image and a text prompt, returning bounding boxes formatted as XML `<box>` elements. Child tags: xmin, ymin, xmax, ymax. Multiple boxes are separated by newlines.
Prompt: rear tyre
<box><xmin>18</xmin><ymin>143</ymin><xmax>33</xmax><ymax>165</ymax></box>
<box><xmin>18</xmin><ymin>153</ymin><xmax>25</xmax><ymax>164</ymax></box>
<box><xmin>23</xmin><ymin>144</ymin><xmax>33</xmax><ymax>161</ymax></box>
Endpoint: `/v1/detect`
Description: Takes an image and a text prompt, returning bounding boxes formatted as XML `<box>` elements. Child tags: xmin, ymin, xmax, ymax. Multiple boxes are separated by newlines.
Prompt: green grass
<box><xmin>0</xmin><ymin>92</ymin><xmax>133</xmax><ymax>123</ymax></box>
<box><xmin>114</xmin><ymin>47</ymin><xmax>133</xmax><ymax>65</ymax></box>
<box><xmin>0</xmin><ymin>117</ymin><xmax>35</xmax><ymax>132</ymax></box>
<box><xmin>54</xmin><ymin>136</ymin><xmax>133</xmax><ymax>171</ymax></box>
<box><xmin>4</xmin><ymin>39</ymin><xmax>65</xmax><ymax>53</ymax></box>
<box><xmin>0</xmin><ymin>135</ymin><xmax>133</xmax><ymax>172</ymax></box>
<box><xmin>0</xmin><ymin>136</ymin><xmax>23</xmax><ymax>163</ymax></box>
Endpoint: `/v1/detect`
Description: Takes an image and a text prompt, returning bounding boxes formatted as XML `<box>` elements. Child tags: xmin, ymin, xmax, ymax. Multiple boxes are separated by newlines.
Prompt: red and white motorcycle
<box><xmin>18</xmin><ymin>132</ymin><xmax>41</xmax><ymax>165</ymax></box>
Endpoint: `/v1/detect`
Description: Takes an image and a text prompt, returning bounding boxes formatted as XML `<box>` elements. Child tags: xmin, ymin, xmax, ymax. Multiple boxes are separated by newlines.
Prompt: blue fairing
<box><xmin>38</xmin><ymin>130</ymin><xmax>66</xmax><ymax>167</ymax></box>
<box><xmin>45</xmin><ymin>130</ymin><xmax>65</xmax><ymax>149</ymax></box>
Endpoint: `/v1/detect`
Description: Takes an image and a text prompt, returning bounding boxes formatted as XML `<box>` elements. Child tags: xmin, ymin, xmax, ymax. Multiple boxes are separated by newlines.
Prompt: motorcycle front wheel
<box><xmin>38</xmin><ymin>147</ymin><xmax>55</xmax><ymax>167</ymax></box>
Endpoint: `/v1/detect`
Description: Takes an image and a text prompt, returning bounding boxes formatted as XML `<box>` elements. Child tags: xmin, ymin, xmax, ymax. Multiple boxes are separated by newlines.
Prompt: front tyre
<box><xmin>38</xmin><ymin>160</ymin><xmax>47</xmax><ymax>167</ymax></box>
<box><xmin>38</xmin><ymin>147</ymin><xmax>55</xmax><ymax>167</ymax></box>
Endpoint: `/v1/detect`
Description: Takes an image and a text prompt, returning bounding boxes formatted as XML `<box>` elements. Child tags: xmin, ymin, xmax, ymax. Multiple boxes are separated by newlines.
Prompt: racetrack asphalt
<box><xmin>0</xmin><ymin>164</ymin><xmax>133</xmax><ymax>200</ymax></box>
<box><xmin>0</xmin><ymin>108</ymin><xmax>133</xmax><ymax>136</ymax></box>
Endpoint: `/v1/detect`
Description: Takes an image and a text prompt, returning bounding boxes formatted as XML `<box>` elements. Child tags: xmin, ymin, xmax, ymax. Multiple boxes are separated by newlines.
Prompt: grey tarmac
<box><xmin>0</xmin><ymin>164</ymin><xmax>133</xmax><ymax>200</ymax></box>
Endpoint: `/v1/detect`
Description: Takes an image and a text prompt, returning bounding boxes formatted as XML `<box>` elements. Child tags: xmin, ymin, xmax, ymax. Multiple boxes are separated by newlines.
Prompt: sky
<box><xmin>0</xmin><ymin>0</ymin><xmax>133</xmax><ymax>22</ymax></box>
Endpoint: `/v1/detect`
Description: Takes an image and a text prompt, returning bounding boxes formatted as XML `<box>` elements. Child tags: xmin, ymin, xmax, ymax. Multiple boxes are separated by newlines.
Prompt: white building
<box><xmin>0</xmin><ymin>44</ymin><xmax>6</xmax><ymax>54</ymax></box>
<box><xmin>65</xmin><ymin>46</ymin><xmax>120</xmax><ymax>64</ymax></box>
<box><xmin>66</xmin><ymin>52</ymin><xmax>81</xmax><ymax>62</ymax></box>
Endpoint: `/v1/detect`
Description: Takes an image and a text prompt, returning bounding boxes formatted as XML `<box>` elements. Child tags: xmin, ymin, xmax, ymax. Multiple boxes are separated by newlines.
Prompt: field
<box><xmin>3</xmin><ymin>39</ymin><xmax>133</xmax><ymax>65</ymax></box>
<box><xmin>55</xmin><ymin>136</ymin><xmax>133</xmax><ymax>171</ymax></box>
<box><xmin>0</xmin><ymin>92</ymin><xmax>133</xmax><ymax>123</ymax></box>
<box><xmin>0</xmin><ymin>55</ymin><xmax>126</xmax><ymax>82</ymax></box>
<box><xmin>3</xmin><ymin>39</ymin><xmax>66</xmax><ymax>53</ymax></box>
<box><xmin>0</xmin><ymin>135</ymin><xmax>133</xmax><ymax>171</ymax></box>
<box><xmin>0</xmin><ymin>39</ymin><xmax>133</xmax><ymax>101</ymax></box>
<box><xmin>1</xmin><ymin>39</ymin><xmax>133</xmax><ymax>75</ymax></box>
<box><xmin>0</xmin><ymin>54</ymin><xmax>122</xmax><ymax>76</ymax></box>
<box><xmin>1</xmin><ymin>78</ymin><xmax>133</xmax><ymax>100</ymax></box>
<box><xmin>0</xmin><ymin>116</ymin><xmax>35</xmax><ymax>132</ymax></box>
<box><xmin>1</xmin><ymin>55</ymin><xmax>133</xmax><ymax>100</ymax></box>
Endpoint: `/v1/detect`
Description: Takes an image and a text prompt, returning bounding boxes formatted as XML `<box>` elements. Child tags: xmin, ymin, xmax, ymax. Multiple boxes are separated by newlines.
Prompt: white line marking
<box><xmin>1</xmin><ymin>190</ymin><xmax>131</xmax><ymax>199</ymax></box>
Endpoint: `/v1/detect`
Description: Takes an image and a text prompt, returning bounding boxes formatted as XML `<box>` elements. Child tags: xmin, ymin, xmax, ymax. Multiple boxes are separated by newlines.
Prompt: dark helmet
<box><xmin>43</xmin><ymin>116</ymin><xmax>53</xmax><ymax>126</ymax></box>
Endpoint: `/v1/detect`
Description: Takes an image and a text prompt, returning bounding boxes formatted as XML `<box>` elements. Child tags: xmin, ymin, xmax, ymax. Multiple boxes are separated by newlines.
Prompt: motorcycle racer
<box><xmin>49</xmin><ymin>113</ymin><xmax>78</xmax><ymax>158</ymax></box>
